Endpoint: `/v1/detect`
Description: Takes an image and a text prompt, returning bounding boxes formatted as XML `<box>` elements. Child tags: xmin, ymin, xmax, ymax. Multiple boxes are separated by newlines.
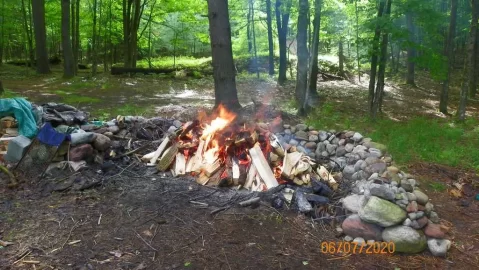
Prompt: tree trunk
<box><xmin>440</xmin><ymin>0</ymin><xmax>458</xmax><ymax>115</ymax></box>
<box><xmin>250</xmin><ymin>0</ymin><xmax>259</xmax><ymax>78</ymax></box>
<box><xmin>92</xmin><ymin>0</ymin><xmax>98</xmax><ymax>76</ymax></box>
<box><xmin>0</xmin><ymin>80</ymin><xmax>3</xmax><ymax>95</ymax></box>
<box><xmin>368</xmin><ymin>0</ymin><xmax>386</xmax><ymax>113</ymax></box>
<box><xmin>406</xmin><ymin>11</ymin><xmax>416</xmax><ymax>86</ymax></box>
<box><xmin>247</xmin><ymin>2</ymin><xmax>252</xmax><ymax>53</ymax></box>
<box><xmin>266</xmin><ymin>0</ymin><xmax>274</xmax><ymax>75</ymax></box>
<box><xmin>355</xmin><ymin>0</ymin><xmax>361</xmax><ymax>81</ymax></box>
<box><xmin>0</xmin><ymin>0</ymin><xmax>4</xmax><ymax>66</ymax></box>
<box><xmin>71</xmin><ymin>0</ymin><xmax>77</xmax><ymax>74</ymax></box>
<box><xmin>122</xmin><ymin>0</ymin><xmax>142</xmax><ymax>69</ymax></box>
<box><xmin>21</xmin><ymin>0</ymin><xmax>34</xmax><ymax>67</ymax></box>
<box><xmin>458</xmin><ymin>0</ymin><xmax>479</xmax><ymax>120</ymax></box>
<box><xmin>75</xmin><ymin>0</ymin><xmax>80</xmax><ymax>64</ymax></box>
<box><xmin>275</xmin><ymin>0</ymin><xmax>292</xmax><ymax>85</ymax></box>
<box><xmin>61</xmin><ymin>0</ymin><xmax>75</xmax><ymax>78</ymax></box>
<box><xmin>206</xmin><ymin>0</ymin><xmax>241</xmax><ymax>111</ymax></box>
<box><xmin>31</xmin><ymin>0</ymin><xmax>50</xmax><ymax>74</ymax></box>
<box><xmin>372</xmin><ymin>0</ymin><xmax>393</xmax><ymax>119</ymax></box>
<box><xmin>338</xmin><ymin>39</ymin><xmax>345</xmax><ymax>77</ymax></box>
<box><xmin>308</xmin><ymin>0</ymin><xmax>322</xmax><ymax>95</ymax></box>
<box><xmin>295</xmin><ymin>0</ymin><xmax>309</xmax><ymax>114</ymax></box>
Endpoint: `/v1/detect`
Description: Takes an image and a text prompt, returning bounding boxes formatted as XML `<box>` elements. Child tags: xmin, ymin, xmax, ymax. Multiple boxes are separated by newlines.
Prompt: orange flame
<box><xmin>201</xmin><ymin>104</ymin><xmax>237</xmax><ymax>139</ymax></box>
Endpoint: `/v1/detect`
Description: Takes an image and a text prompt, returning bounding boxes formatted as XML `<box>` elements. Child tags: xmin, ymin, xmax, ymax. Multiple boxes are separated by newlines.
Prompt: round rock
<box><xmin>382</xmin><ymin>226</ymin><xmax>427</xmax><ymax>254</ymax></box>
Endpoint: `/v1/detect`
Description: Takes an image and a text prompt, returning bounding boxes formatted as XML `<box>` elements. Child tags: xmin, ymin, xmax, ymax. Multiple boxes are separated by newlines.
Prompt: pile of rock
<box><xmin>270</xmin><ymin>123</ymin><xmax>451</xmax><ymax>257</ymax></box>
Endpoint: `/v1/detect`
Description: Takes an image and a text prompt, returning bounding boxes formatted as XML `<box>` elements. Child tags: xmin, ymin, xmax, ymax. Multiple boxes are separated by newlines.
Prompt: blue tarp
<box><xmin>37</xmin><ymin>122</ymin><xmax>70</xmax><ymax>147</ymax></box>
<box><xmin>0</xmin><ymin>98</ymin><xmax>38</xmax><ymax>138</ymax></box>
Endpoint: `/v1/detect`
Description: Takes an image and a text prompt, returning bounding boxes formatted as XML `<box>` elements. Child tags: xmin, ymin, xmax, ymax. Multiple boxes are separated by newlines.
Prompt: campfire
<box><xmin>140</xmin><ymin>105</ymin><xmax>338</xmax><ymax>191</ymax></box>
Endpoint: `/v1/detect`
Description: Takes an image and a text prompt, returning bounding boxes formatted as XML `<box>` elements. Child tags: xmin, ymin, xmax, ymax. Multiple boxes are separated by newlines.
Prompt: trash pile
<box><xmin>0</xmin><ymin>98</ymin><xmax>453</xmax><ymax>257</ymax></box>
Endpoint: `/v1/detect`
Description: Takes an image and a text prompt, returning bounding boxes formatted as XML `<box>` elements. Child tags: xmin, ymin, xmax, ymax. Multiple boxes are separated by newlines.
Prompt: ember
<box><xmin>141</xmin><ymin>105</ymin><xmax>338</xmax><ymax>191</ymax></box>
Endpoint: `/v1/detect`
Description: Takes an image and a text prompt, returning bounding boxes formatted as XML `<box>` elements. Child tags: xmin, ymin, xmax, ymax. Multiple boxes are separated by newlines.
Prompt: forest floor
<box><xmin>1</xmin><ymin>64</ymin><xmax>479</xmax><ymax>269</ymax></box>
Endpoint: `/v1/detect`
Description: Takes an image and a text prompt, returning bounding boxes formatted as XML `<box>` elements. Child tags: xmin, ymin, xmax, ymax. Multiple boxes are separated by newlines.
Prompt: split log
<box><xmin>148</xmin><ymin>137</ymin><xmax>171</xmax><ymax>165</ymax></box>
<box><xmin>196</xmin><ymin>172</ymin><xmax>210</xmax><ymax>185</ymax></box>
<box><xmin>232</xmin><ymin>158</ymin><xmax>240</xmax><ymax>182</ymax></box>
<box><xmin>281</xmin><ymin>152</ymin><xmax>303</xmax><ymax>178</ymax></box>
<box><xmin>244</xmin><ymin>163</ymin><xmax>257</xmax><ymax>190</ymax></box>
<box><xmin>175</xmin><ymin>153</ymin><xmax>186</xmax><ymax>176</ymax></box>
<box><xmin>157</xmin><ymin>144</ymin><xmax>178</xmax><ymax>171</ymax></box>
<box><xmin>204</xmin><ymin>158</ymin><xmax>221</xmax><ymax>177</ymax></box>
<box><xmin>248</xmin><ymin>145</ymin><xmax>278</xmax><ymax>189</ymax></box>
<box><xmin>269</xmin><ymin>134</ymin><xmax>285</xmax><ymax>157</ymax></box>
<box><xmin>317</xmin><ymin>166</ymin><xmax>338</xmax><ymax>190</ymax></box>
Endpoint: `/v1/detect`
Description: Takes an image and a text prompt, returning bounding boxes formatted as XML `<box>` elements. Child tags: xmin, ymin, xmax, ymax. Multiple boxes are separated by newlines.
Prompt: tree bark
<box><xmin>75</xmin><ymin>0</ymin><xmax>80</xmax><ymax>64</ymax></box>
<box><xmin>295</xmin><ymin>0</ymin><xmax>309</xmax><ymax>114</ymax></box>
<box><xmin>31</xmin><ymin>0</ymin><xmax>50</xmax><ymax>74</ymax></box>
<box><xmin>266</xmin><ymin>0</ymin><xmax>274</xmax><ymax>75</ymax></box>
<box><xmin>275</xmin><ymin>0</ymin><xmax>292</xmax><ymax>85</ymax></box>
<box><xmin>440</xmin><ymin>0</ymin><xmax>458</xmax><ymax>115</ymax></box>
<box><xmin>21</xmin><ymin>0</ymin><xmax>34</xmax><ymax>67</ymax></box>
<box><xmin>92</xmin><ymin>0</ymin><xmax>98</xmax><ymax>76</ymax></box>
<box><xmin>0</xmin><ymin>80</ymin><xmax>3</xmax><ymax>95</ymax></box>
<box><xmin>368</xmin><ymin>0</ymin><xmax>386</xmax><ymax>113</ymax></box>
<box><xmin>458</xmin><ymin>0</ymin><xmax>479</xmax><ymax>120</ymax></box>
<box><xmin>338</xmin><ymin>39</ymin><xmax>345</xmax><ymax>77</ymax></box>
<box><xmin>206</xmin><ymin>0</ymin><xmax>241</xmax><ymax>111</ymax></box>
<box><xmin>372</xmin><ymin>0</ymin><xmax>393</xmax><ymax>119</ymax></box>
<box><xmin>122</xmin><ymin>0</ymin><xmax>143</xmax><ymax>69</ymax></box>
<box><xmin>61</xmin><ymin>0</ymin><xmax>75</xmax><ymax>78</ymax></box>
<box><xmin>0</xmin><ymin>0</ymin><xmax>4</xmax><ymax>66</ymax></box>
<box><xmin>406</xmin><ymin>11</ymin><xmax>416</xmax><ymax>86</ymax></box>
<box><xmin>308</xmin><ymin>0</ymin><xmax>322</xmax><ymax>95</ymax></box>
<box><xmin>251</xmin><ymin>0</ymin><xmax>259</xmax><ymax>78</ymax></box>
<box><xmin>355</xmin><ymin>0</ymin><xmax>360</xmax><ymax>81</ymax></box>
<box><xmin>247</xmin><ymin>2</ymin><xmax>252</xmax><ymax>53</ymax></box>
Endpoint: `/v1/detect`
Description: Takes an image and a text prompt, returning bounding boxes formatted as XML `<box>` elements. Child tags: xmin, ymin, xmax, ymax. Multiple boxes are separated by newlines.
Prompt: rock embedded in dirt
<box><xmin>342</xmin><ymin>194</ymin><xmax>366</xmax><ymax>213</ymax></box>
<box><xmin>400</xmin><ymin>179</ymin><xmax>414</xmax><ymax>192</ymax></box>
<box><xmin>69</xmin><ymin>144</ymin><xmax>94</xmax><ymax>162</ymax></box>
<box><xmin>296</xmin><ymin>124</ymin><xmax>308</xmax><ymax>131</ymax></box>
<box><xmin>427</xmin><ymin>238</ymin><xmax>451</xmax><ymax>257</ymax></box>
<box><xmin>382</xmin><ymin>226</ymin><xmax>427</xmax><ymax>254</ymax></box>
<box><xmin>413</xmin><ymin>190</ymin><xmax>429</xmax><ymax>205</ymax></box>
<box><xmin>93</xmin><ymin>133</ymin><xmax>111</xmax><ymax>151</ymax></box>
<box><xmin>412</xmin><ymin>216</ymin><xmax>428</xmax><ymax>229</ymax></box>
<box><xmin>359</xmin><ymin>196</ymin><xmax>407</xmax><ymax>227</ymax></box>
<box><xmin>341</xmin><ymin>214</ymin><xmax>383</xmax><ymax>241</ymax></box>
<box><xmin>429</xmin><ymin>211</ymin><xmax>440</xmax><ymax>223</ymax></box>
<box><xmin>424</xmin><ymin>223</ymin><xmax>446</xmax><ymax>238</ymax></box>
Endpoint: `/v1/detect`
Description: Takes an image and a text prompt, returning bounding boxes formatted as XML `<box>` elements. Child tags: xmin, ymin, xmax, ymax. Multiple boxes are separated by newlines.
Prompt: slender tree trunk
<box><xmin>0</xmin><ymin>80</ymin><xmax>3</xmax><ymax>95</ymax></box>
<box><xmin>275</xmin><ymin>0</ymin><xmax>292</xmax><ymax>85</ymax></box>
<box><xmin>32</xmin><ymin>0</ymin><xmax>50</xmax><ymax>74</ymax></box>
<box><xmin>368</xmin><ymin>0</ymin><xmax>386</xmax><ymax>113</ymax></box>
<box><xmin>21</xmin><ymin>0</ymin><xmax>34</xmax><ymax>67</ymax></box>
<box><xmin>406</xmin><ymin>11</ymin><xmax>416</xmax><ymax>86</ymax></box>
<box><xmin>92</xmin><ymin>0</ymin><xmax>98</xmax><ymax>76</ymax></box>
<box><xmin>71</xmin><ymin>0</ymin><xmax>77</xmax><ymax>74</ymax></box>
<box><xmin>109</xmin><ymin>0</ymin><xmax>113</xmax><ymax>66</ymax></box>
<box><xmin>355</xmin><ymin>0</ymin><xmax>360</xmax><ymax>81</ymax></box>
<box><xmin>61</xmin><ymin>0</ymin><xmax>75</xmax><ymax>78</ymax></box>
<box><xmin>75</xmin><ymin>0</ymin><xmax>80</xmax><ymax>64</ymax></box>
<box><xmin>338</xmin><ymin>39</ymin><xmax>345</xmax><ymax>77</ymax></box>
<box><xmin>440</xmin><ymin>0</ymin><xmax>458</xmax><ymax>114</ymax></box>
<box><xmin>308</xmin><ymin>0</ymin><xmax>322</xmax><ymax>94</ymax></box>
<box><xmin>266</xmin><ymin>0</ymin><xmax>274</xmax><ymax>75</ymax></box>
<box><xmin>390</xmin><ymin>40</ymin><xmax>395</xmax><ymax>73</ymax></box>
<box><xmin>295</xmin><ymin>0</ymin><xmax>309</xmax><ymax>115</ymax></box>
<box><xmin>372</xmin><ymin>0</ymin><xmax>393</xmax><ymax>119</ymax></box>
<box><xmin>206</xmin><ymin>0</ymin><xmax>241</xmax><ymax>111</ymax></box>
<box><xmin>122</xmin><ymin>0</ymin><xmax>142</xmax><ymax>69</ymax></box>
<box><xmin>98</xmin><ymin>0</ymin><xmax>103</xmax><ymax>71</ymax></box>
<box><xmin>458</xmin><ymin>0</ymin><xmax>479</xmax><ymax>120</ymax></box>
<box><xmin>0</xmin><ymin>0</ymin><xmax>4</xmax><ymax>66</ymax></box>
<box><xmin>250</xmin><ymin>0</ymin><xmax>259</xmax><ymax>78</ymax></box>
<box><xmin>247</xmin><ymin>1</ymin><xmax>252</xmax><ymax>53</ymax></box>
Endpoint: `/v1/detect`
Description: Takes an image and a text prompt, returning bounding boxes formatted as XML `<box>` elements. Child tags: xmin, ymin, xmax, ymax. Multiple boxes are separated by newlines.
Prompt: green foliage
<box><xmin>307</xmin><ymin>103</ymin><xmax>479</xmax><ymax>171</ymax></box>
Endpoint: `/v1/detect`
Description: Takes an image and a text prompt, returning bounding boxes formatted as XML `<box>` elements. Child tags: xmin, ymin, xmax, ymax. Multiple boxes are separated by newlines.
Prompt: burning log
<box><xmin>244</xmin><ymin>163</ymin><xmax>257</xmax><ymax>190</ymax></box>
<box><xmin>204</xmin><ymin>158</ymin><xmax>222</xmax><ymax>177</ymax></box>
<box><xmin>248</xmin><ymin>144</ymin><xmax>278</xmax><ymax>189</ymax></box>
<box><xmin>157</xmin><ymin>143</ymin><xmax>178</xmax><ymax>171</ymax></box>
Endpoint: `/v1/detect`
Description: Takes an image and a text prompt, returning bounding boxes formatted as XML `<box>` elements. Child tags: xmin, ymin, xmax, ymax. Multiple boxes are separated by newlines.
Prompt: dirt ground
<box><xmin>1</xmin><ymin>69</ymin><xmax>479</xmax><ymax>269</ymax></box>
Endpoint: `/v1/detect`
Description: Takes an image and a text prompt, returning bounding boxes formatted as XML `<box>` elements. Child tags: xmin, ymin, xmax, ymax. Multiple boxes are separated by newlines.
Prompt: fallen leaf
<box><xmin>184</xmin><ymin>262</ymin><xmax>191</xmax><ymax>267</ymax></box>
<box><xmin>302</xmin><ymin>261</ymin><xmax>309</xmax><ymax>266</ymax></box>
<box><xmin>449</xmin><ymin>189</ymin><xmax>462</xmax><ymax>198</ymax></box>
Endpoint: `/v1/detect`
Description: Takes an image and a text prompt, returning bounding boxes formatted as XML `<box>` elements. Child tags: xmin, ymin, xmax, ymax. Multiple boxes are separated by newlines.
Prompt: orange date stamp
<box><xmin>320</xmin><ymin>241</ymin><xmax>395</xmax><ymax>254</ymax></box>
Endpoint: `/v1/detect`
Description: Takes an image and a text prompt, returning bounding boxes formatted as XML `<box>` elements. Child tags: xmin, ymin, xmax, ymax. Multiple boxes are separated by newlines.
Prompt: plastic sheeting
<box><xmin>0</xmin><ymin>98</ymin><xmax>38</xmax><ymax>138</ymax></box>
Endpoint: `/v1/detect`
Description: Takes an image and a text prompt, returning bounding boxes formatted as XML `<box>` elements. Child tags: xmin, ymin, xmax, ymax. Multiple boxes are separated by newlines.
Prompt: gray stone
<box><xmin>295</xmin><ymin>131</ymin><xmax>309</xmax><ymax>141</ymax></box>
<box><xmin>354</xmin><ymin>160</ymin><xmax>366</xmax><ymax>172</ymax></box>
<box><xmin>305</xmin><ymin>142</ymin><xmax>317</xmax><ymax>150</ymax></box>
<box><xmin>369</xmin><ymin>142</ymin><xmax>387</xmax><ymax>152</ymax></box>
<box><xmin>403</xmin><ymin>218</ymin><xmax>412</xmax><ymax>226</ymax></box>
<box><xmin>332</xmin><ymin>137</ymin><xmax>340</xmax><ymax>144</ymax></box>
<box><xmin>341</xmin><ymin>214</ymin><xmax>383</xmax><ymax>241</ymax></box>
<box><xmin>319</xmin><ymin>131</ymin><xmax>328</xmax><ymax>141</ymax></box>
<box><xmin>411</xmin><ymin>217</ymin><xmax>429</xmax><ymax>229</ymax></box>
<box><xmin>321</xmin><ymin>151</ymin><xmax>329</xmax><ymax>157</ymax></box>
<box><xmin>366</xmin><ymin>162</ymin><xmax>387</xmax><ymax>175</ymax></box>
<box><xmin>344</xmin><ymin>235</ymin><xmax>354</xmax><ymax>242</ymax></box>
<box><xmin>429</xmin><ymin>211</ymin><xmax>440</xmax><ymax>223</ymax></box>
<box><xmin>336</xmin><ymin>146</ymin><xmax>346</xmax><ymax>157</ymax></box>
<box><xmin>398</xmin><ymin>187</ymin><xmax>406</xmax><ymax>193</ymax></box>
<box><xmin>316</xmin><ymin>142</ymin><xmax>326</xmax><ymax>153</ymax></box>
<box><xmin>359</xmin><ymin>196</ymin><xmax>407</xmax><ymax>227</ymax></box>
<box><xmin>291</xmin><ymin>127</ymin><xmax>297</xmax><ymax>133</ymax></box>
<box><xmin>352</xmin><ymin>132</ymin><xmax>363</xmax><ymax>142</ymax></box>
<box><xmin>326</xmin><ymin>144</ymin><xmax>337</xmax><ymax>155</ymax></box>
<box><xmin>409</xmin><ymin>179</ymin><xmax>418</xmax><ymax>187</ymax></box>
<box><xmin>357</xmin><ymin>151</ymin><xmax>370</xmax><ymax>159</ymax></box>
<box><xmin>425</xmin><ymin>202</ymin><xmax>434</xmax><ymax>214</ymax></box>
<box><xmin>406</xmin><ymin>192</ymin><xmax>417</xmax><ymax>201</ymax></box>
<box><xmin>427</xmin><ymin>239</ymin><xmax>451</xmax><ymax>257</ymax></box>
<box><xmin>289</xmin><ymin>139</ymin><xmax>299</xmax><ymax>146</ymax></box>
<box><xmin>368</xmin><ymin>173</ymin><xmax>379</xmax><ymax>180</ymax></box>
<box><xmin>369</xmin><ymin>148</ymin><xmax>383</xmax><ymax>158</ymax></box>
<box><xmin>400</xmin><ymin>179</ymin><xmax>414</xmax><ymax>192</ymax></box>
<box><xmin>345</xmin><ymin>131</ymin><xmax>355</xmax><ymax>138</ymax></box>
<box><xmin>382</xmin><ymin>226</ymin><xmax>427</xmax><ymax>254</ymax></box>
<box><xmin>353</xmin><ymin>145</ymin><xmax>368</xmax><ymax>153</ymax></box>
<box><xmin>309</xmin><ymin>135</ymin><xmax>319</xmax><ymax>142</ymax></box>
<box><xmin>343</xmin><ymin>165</ymin><xmax>356</xmax><ymax>179</ymax></box>
<box><xmin>284</xmin><ymin>129</ymin><xmax>292</xmax><ymax>135</ymax></box>
<box><xmin>93</xmin><ymin>134</ymin><xmax>111</xmax><ymax>151</ymax></box>
<box><xmin>365</xmin><ymin>157</ymin><xmax>380</xmax><ymax>165</ymax></box>
<box><xmin>296</xmin><ymin>146</ymin><xmax>307</xmax><ymax>154</ymax></box>
<box><xmin>283</xmin><ymin>124</ymin><xmax>291</xmax><ymax>129</ymax></box>
<box><xmin>107</xmin><ymin>126</ymin><xmax>120</xmax><ymax>134</ymax></box>
<box><xmin>413</xmin><ymin>190</ymin><xmax>429</xmax><ymax>205</ymax></box>
<box><xmin>408</xmin><ymin>213</ymin><xmax>417</xmax><ymax>220</ymax></box>
<box><xmin>345</xmin><ymin>143</ymin><xmax>354</xmax><ymax>152</ymax></box>
<box><xmin>342</xmin><ymin>194</ymin><xmax>366</xmax><ymax>213</ymax></box>
<box><xmin>296</xmin><ymin>124</ymin><xmax>308</xmax><ymax>131</ymax></box>
<box><xmin>294</xmin><ymin>191</ymin><xmax>313</xmax><ymax>213</ymax></box>
<box><xmin>167</xmin><ymin>125</ymin><xmax>177</xmax><ymax>134</ymax></box>
<box><xmin>309</xmin><ymin>130</ymin><xmax>319</xmax><ymax>135</ymax></box>
<box><xmin>370</xmin><ymin>185</ymin><xmax>395</xmax><ymax>201</ymax></box>
<box><xmin>352</xmin><ymin>171</ymin><xmax>368</xmax><ymax>181</ymax></box>
<box><xmin>338</xmin><ymin>139</ymin><xmax>346</xmax><ymax>146</ymax></box>
<box><xmin>346</xmin><ymin>153</ymin><xmax>362</xmax><ymax>165</ymax></box>
<box><xmin>391</xmin><ymin>181</ymin><xmax>398</xmax><ymax>187</ymax></box>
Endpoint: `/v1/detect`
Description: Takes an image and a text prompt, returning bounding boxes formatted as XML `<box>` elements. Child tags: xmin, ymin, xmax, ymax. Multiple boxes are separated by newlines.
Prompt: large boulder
<box><xmin>359</xmin><ymin>196</ymin><xmax>407</xmax><ymax>227</ymax></box>
<box><xmin>341</xmin><ymin>214</ymin><xmax>383</xmax><ymax>241</ymax></box>
<box><xmin>382</xmin><ymin>226</ymin><xmax>427</xmax><ymax>254</ymax></box>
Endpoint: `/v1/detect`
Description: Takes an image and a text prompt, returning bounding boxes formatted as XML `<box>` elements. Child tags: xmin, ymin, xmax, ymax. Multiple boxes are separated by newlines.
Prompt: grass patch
<box><xmin>429</xmin><ymin>182</ymin><xmax>447</xmax><ymax>192</ymax></box>
<box><xmin>1</xmin><ymin>89</ymin><xmax>23</xmax><ymax>98</ymax></box>
<box><xmin>93</xmin><ymin>104</ymin><xmax>152</xmax><ymax>120</ymax></box>
<box><xmin>307</xmin><ymin>102</ymin><xmax>479</xmax><ymax>171</ymax></box>
<box><xmin>118</xmin><ymin>56</ymin><xmax>212</xmax><ymax>69</ymax></box>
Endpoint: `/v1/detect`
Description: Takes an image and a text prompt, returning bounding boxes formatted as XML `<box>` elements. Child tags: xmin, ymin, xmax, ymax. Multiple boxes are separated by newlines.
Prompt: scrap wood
<box><xmin>248</xmin><ymin>144</ymin><xmax>278</xmax><ymax>189</ymax></box>
<box><xmin>147</xmin><ymin>136</ymin><xmax>171</xmax><ymax>165</ymax></box>
<box><xmin>114</xmin><ymin>142</ymin><xmax>152</xmax><ymax>160</ymax></box>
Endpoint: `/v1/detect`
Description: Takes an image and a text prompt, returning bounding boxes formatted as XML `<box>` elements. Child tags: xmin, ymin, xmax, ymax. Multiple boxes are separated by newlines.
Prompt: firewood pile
<box><xmin>140</xmin><ymin>105</ymin><xmax>338</xmax><ymax>192</ymax></box>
